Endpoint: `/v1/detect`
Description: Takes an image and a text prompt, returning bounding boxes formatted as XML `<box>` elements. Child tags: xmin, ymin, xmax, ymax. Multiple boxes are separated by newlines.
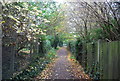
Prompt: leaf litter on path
<box><xmin>35</xmin><ymin>47</ymin><xmax>91</xmax><ymax>80</ymax></box>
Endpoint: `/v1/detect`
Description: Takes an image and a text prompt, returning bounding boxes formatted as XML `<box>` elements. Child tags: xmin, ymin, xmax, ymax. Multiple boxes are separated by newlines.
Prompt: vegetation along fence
<box><xmin>2</xmin><ymin>37</ymin><xmax>49</xmax><ymax>79</ymax></box>
<box><xmin>68</xmin><ymin>40</ymin><xmax>120</xmax><ymax>79</ymax></box>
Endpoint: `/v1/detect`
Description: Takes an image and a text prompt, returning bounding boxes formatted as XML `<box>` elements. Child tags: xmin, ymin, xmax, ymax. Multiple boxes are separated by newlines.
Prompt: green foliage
<box><xmin>68</xmin><ymin>41</ymin><xmax>76</xmax><ymax>55</ymax></box>
<box><xmin>11</xmin><ymin>48</ymin><xmax>56</xmax><ymax>80</ymax></box>
<box><xmin>2</xmin><ymin>1</ymin><xmax>63</xmax><ymax>52</ymax></box>
<box><xmin>2</xmin><ymin>2</ymin><xmax>65</xmax><ymax>79</ymax></box>
<box><xmin>46</xmin><ymin>48</ymin><xmax>57</xmax><ymax>59</ymax></box>
<box><xmin>70</xmin><ymin>55</ymin><xmax>76</xmax><ymax>60</ymax></box>
<box><xmin>20</xmin><ymin>48</ymin><xmax>30</xmax><ymax>51</ymax></box>
<box><xmin>88</xmin><ymin>28</ymin><xmax>105</xmax><ymax>41</ymax></box>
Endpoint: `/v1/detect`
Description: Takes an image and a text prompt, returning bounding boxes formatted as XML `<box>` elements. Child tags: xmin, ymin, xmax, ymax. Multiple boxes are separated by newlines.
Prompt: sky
<box><xmin>1</xmin><ymin>0</ymin><xmax>113</xmax><ymax>3</ymax></box>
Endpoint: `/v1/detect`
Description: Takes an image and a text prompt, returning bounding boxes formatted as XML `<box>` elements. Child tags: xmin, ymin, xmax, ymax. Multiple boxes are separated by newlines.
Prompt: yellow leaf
<box><xmin>0</xmin><ymin>21</ymin><xmax>5</xmax><ymax>24</ymax></box>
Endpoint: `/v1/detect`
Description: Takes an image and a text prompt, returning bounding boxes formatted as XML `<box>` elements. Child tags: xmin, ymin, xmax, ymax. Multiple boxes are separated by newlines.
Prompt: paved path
<box><xmin>36</xmin><ymin>47</ymin><xmax>90</xmax><ymax>80</ymax></box>
<box><xmin>50</xmin><ymin>47</ymin><xmax>77</xmax><ymax>79</ymax></box>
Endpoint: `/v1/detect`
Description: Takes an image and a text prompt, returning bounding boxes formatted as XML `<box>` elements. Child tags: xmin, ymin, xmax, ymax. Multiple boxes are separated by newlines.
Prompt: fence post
<box><xmin>97</xmin><ymin>40</ymin><xmax>100</xmax><ymax>63</ymax></box>
<box><xmin>0</xmin><ymin>20</ymin><xmax>2</xmax><ymax>80</ymax></box>
<box><xmin>118</xmin><ymin>41</ymin><xmax>120</xmax><ymax>80</ymax></box>
<box><xmin>11</xmin><ymin>38</ymin><xmax>15</xmax><ymax>75</ymax></box>
<box><xmin>0</xmin><ymin>2</ymin><xmax>2</xmax><ymax>80</ymax></box>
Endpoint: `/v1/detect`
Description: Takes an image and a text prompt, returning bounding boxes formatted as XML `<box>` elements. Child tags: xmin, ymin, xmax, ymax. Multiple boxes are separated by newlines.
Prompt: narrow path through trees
<box><xmin>36</xmin><ymin>47</ymin><xmax>90</xmax><ymax>80</ymax></box>
<box><xmin>1</xmin><ymin>1</ymin><xmax>120</xmax><ymax>80</ymax></box>
<box><xmin>51</xmin><ymin>47</ymin><xmax>76</xmax><ymax>79</ymax></box>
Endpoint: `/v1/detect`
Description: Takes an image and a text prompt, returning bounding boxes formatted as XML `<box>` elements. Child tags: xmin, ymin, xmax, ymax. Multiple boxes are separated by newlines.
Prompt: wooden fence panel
<box><xmin>2</xmin><ymin>38</ymin><xmax>15</xmax><ymax>79</ymax></box>
<box><xmin>83</xmin><ymin>41</ymin><xmax>120</xmax><ymax>79</ymax></box>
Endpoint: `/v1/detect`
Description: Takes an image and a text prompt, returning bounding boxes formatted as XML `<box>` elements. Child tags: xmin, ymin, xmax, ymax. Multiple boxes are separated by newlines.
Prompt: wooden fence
<box><xmin>82</xmin><ymin>40</ymin><xmax>120</xmax><ymax>79</ymax></box>
<box><xmin>2</xmin><ymin>37</ymin><xmax>46</xmax><ymax>79</ymax></box>
<box><xmin>68</xmin><ymin>40</ymin><xmax>120</xmax><ymax>79</ymax></box>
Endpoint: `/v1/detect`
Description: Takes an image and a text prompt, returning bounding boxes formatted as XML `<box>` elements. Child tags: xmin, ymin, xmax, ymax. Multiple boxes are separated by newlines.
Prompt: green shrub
<box><xmin>11</xmin><ymin>48</ymin><xmax>56</xmax><ymax>80</ymax></box>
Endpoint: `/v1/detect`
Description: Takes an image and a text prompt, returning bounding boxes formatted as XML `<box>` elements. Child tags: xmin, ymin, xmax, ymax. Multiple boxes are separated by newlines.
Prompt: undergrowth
<box><xmin>11</xmin><ymin>48</ymin><xmax>57</xmax><ymax>80</ymax></box>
